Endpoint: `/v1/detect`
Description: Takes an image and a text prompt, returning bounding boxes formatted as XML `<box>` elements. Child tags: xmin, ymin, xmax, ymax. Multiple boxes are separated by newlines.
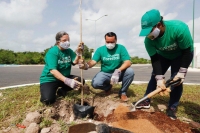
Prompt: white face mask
<box><xmin>147</xmin><ymin>27</ymin><xmax>160</xmax><ymax>40</ymax></box>
<box><xmin>60</xmin><ymin>41</ymin><xmax>70</xmax><ymax>49</ymax></box>
<box><xmin>106</xmin><ymin>43</ymin><xmax>115</xmax><ymax>49</ymax></box>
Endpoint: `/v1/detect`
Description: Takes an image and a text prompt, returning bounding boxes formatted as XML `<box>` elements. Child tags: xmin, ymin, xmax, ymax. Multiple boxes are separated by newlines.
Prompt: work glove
<box><xmin>78</xmin><ymin>59</ymin><xmax>89</xmax><ymax>70</ymax></box>
<box><xmin>155</xmin><ymin>75</ymin><xmax>166</xmax><ymax>91</ymax></box>
<box><xmin>110</xmin><ymin>69</ymin><xmax>121</xmax><ymax>84</ymax></box>
<box><xmin>76</xmin><ymin>42</ymin><xmax>84</xmax><ymax>56</ymax></box>
<box><xmin>173</xmin><ymin>67</ymin><xmax>187</xmax><ymax>86</ymax></box>
<box><xmin>64</xmin><ymin>77</ymin><xmax>82</xmax><ymax>90</ymax></box>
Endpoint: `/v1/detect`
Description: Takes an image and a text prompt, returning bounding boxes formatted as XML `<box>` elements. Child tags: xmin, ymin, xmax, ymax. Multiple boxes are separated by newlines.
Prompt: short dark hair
<box><xmin>104</xmin><ymin>32</ymin><xmax>117</xmax><ymax>40</ymax></box>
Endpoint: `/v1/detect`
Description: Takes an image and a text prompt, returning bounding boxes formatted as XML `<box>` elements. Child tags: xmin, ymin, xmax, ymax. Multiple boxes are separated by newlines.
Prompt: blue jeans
<box><xmin>91</xmin><ymin>67</ymin><xmax>134</xmax><ymax>95</ymax></box>
<box><xmin>145</xmin><ymin>52</ymin><xmax>193</xmax><ymax>109</ymax></box>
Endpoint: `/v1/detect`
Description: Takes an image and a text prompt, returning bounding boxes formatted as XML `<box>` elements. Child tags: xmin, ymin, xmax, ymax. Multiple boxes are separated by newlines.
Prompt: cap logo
<box><xmin>142</xmin><ymin>21</ymin><xmax>148</xmax><ymax>26</ymax></box>
<box><xmin>142</xmin><ymin>21</ymin><xmax>152</xmax><ymax>28</ymax></box>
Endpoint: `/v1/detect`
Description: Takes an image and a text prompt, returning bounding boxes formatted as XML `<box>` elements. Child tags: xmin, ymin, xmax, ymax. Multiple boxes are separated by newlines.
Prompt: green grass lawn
<box><xmin>0</xmin><ymin>83</ymin><xmax>200</xmax><ymax>128</ymax></box>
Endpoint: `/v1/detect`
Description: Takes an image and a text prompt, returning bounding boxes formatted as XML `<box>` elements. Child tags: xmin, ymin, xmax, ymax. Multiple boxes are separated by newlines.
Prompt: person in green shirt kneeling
<box><xmin>40</xmin><ymin>31</ymin><xmax>85</xmax><ymax>105</ymax></box>
<box><xmin>79</xmin><ymin>32</ymin><xmax>135</xmax><ymax>102</ymax></box>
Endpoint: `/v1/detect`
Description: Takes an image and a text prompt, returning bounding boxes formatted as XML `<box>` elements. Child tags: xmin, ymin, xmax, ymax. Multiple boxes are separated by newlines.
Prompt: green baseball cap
<box><xmin>139</xmin><ymin>9</ymin><xmax>161</xmax><ymax>36</ymax></box>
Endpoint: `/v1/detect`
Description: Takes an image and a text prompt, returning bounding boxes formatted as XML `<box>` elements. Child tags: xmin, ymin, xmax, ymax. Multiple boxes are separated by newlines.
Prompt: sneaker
<box><xmin>166</xmin><ymin>107</ymin><xmax>177</xmax><ymax>120</ymax></box>
<box><xmin>120</xmin><ymin>94</ymin><xmax>129</xmax><ymax>102</ymax></box>
<box><xmin>134</xmin><ymin>100</ymin><xmax>150</xmax><ymax>109</ymax></box>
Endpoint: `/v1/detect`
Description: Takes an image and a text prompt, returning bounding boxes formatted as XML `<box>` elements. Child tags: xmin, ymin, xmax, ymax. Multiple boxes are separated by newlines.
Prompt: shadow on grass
<box><xmin>88</xmin><ymin>85</ymin><xmax>137</xmax><ymax>99</ymax></box>
<box><xmin>179</xmin><ymin>101</ymin><xmax>200</xmax><ymax>123</ymax></box>
<box><xmin>151</xmin><ymin>96</ymin><xmax>200</xmax><ymax>123</ymax></box>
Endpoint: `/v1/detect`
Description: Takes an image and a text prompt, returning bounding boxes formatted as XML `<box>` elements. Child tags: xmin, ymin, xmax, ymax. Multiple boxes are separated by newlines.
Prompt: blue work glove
<box><xmin>173</xmin><ymin>67</ymin><xmax>187</xmax><ymax>85</ymax></box>
<box><xmin>64</xmin><ymin>77</ymin><xmax>82</xmax><ymax>90</ymax></box>
<box><xmin>110</xmin><ymin>69</ymin><xmax>121</xmax><ymax>84</ymax></box>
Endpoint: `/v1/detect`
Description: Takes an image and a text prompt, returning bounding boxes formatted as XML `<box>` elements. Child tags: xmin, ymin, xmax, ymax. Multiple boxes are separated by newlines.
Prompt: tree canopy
<box><xmin>0</xmin><ymin>46</ymin><xmax>150</xmax><ymax>64</ymax></box>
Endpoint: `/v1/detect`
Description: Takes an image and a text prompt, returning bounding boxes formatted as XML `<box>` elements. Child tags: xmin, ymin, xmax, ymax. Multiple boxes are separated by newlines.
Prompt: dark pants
<box><xmin>145</xmin><ymin>52</ymin><xmax>193</xmax><ymax>109</ymax></box>
<box><xmin>40</xmin><ymin>75</ymin><xmax>85</xmax><ymax>105</ymax></box>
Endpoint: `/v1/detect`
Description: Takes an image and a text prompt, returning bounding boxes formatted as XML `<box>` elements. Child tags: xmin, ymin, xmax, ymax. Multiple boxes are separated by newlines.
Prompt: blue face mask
<box><xmin>60</xmin><ymin>41</ymin><xmax>70</xmax><ymax>49</ymax></box>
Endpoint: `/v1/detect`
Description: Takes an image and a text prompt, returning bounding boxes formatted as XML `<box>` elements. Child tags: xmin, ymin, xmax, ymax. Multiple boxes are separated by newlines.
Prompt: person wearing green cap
<box><xmin>133</xmin><ymin>9</ymin><xmax>194</xmax><ymax>120</ymax></box>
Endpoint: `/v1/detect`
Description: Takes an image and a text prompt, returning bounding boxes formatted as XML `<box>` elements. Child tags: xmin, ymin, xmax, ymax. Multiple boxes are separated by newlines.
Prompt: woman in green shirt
<box><xmin>40</xmin><ymin>31</ymin><xmax>84</xmax><ymax>105</ymax></box>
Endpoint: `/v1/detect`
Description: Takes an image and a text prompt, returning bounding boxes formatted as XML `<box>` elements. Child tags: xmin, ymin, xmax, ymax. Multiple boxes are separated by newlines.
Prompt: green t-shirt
<box><xmin>92</xmin><ymin>44</ymin><xmax>130</xmax><ymax>73</ymax></box>
<box><xmin>40</xmin><ymin>45</ymin><xmax>76</xmax><ymax>84</ymax></box>
<box><xmin>144</xmin><ymin>20</ymin><xmax>194</xmax><ymax>60</ymax></box>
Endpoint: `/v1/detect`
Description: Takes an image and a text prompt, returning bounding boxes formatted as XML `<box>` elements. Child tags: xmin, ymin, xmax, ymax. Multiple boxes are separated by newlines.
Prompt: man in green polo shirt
<box><xmin>79</xmin><ymin>32</ymin><xmax>134</xmax><ymax>102</ymax></box>
<box><xmin>133</xmin><ymin>9</ymin><xmax>194</xmax><ymax>120</ymax></box>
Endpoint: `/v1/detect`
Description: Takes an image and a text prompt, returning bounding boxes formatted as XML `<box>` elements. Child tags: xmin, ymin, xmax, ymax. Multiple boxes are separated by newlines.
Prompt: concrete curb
<box><xmin>1</xmin><ymin>80</ymin><xmax>200</xmax><ymax>90</ymax></box>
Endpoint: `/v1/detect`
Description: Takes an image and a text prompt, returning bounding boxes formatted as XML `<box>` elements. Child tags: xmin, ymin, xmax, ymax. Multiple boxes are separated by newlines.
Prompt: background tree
<box><xmin>130</xmin><ymin>56</ymin><xmax>150</xmax><ymax>64</ymax></box>
<box><xmin>0</xmin><ymin>46</ymin><xmax>150</xmax><ymax>64</ymax></box>
<box><xmin>0</xmin><ymin>49</ymin><xmax>15</xmax><ymax>64</ymax></box>
<box><xmin>82</xmin><ymin>45</ymin><xmax>91</xmax><ymax>59</ymax></box>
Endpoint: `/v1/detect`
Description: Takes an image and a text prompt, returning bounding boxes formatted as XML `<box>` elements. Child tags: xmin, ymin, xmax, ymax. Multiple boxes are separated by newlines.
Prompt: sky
<box><xmin>0</xmin><ymin>0</ymin><xmax>200</xmax><ymax>59</ymax></box>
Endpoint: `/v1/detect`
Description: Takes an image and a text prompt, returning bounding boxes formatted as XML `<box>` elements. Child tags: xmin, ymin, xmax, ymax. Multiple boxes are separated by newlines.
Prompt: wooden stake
<box><xmin>79</xmin><ymin>0</ymin><xmax>84</xmax><ymax>106</ymax></box>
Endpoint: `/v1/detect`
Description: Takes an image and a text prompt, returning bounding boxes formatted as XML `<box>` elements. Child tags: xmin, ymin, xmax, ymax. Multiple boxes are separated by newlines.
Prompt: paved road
<box><xmin>0</xmin><ymin>65</ymin><xmax>200</xmax><ymax>88</ymax></box>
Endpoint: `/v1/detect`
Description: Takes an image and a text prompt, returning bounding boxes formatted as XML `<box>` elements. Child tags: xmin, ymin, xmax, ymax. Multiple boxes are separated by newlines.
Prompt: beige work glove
<box><xmin>173</xmin><ymin>67</ymin><xmax>187</xmax><ymax>86</ymax></box>
<box><xmin>156</xmin><ymin>75</ymin><xmax>166</xmax><ymax>90</ymax></box>
<box><xmin>155</xmin><ymin>75</ymin><xmax>169</xmax><ymax>96</ymax></box>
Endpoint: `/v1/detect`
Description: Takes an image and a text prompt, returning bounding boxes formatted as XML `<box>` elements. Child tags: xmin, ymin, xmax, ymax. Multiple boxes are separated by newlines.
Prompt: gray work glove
<box><xmin>110</xmin><ymin>69</ymin><xmax>121</xmax><ymax>84</ymax></box>
<box><xmin>78</xmin><ymin>59</ymin><xmax>89</xmax><ymax>70</ymax></box>
<box><xmin>64</xmin><ymin>77</ymin><xmax>82</xmax><ymax>90</ymax></box>
<box><xmin>173</xmin><ymin>67</ymin><xmax>187</xmax><ymax>86</ymax></box>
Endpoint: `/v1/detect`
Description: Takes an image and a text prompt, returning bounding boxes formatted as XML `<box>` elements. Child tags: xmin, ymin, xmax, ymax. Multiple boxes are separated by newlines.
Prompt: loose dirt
<box><xmin>105</xmin><ymin>104</ymin><xmax>192</xmax><ymax>133</ymax></box>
